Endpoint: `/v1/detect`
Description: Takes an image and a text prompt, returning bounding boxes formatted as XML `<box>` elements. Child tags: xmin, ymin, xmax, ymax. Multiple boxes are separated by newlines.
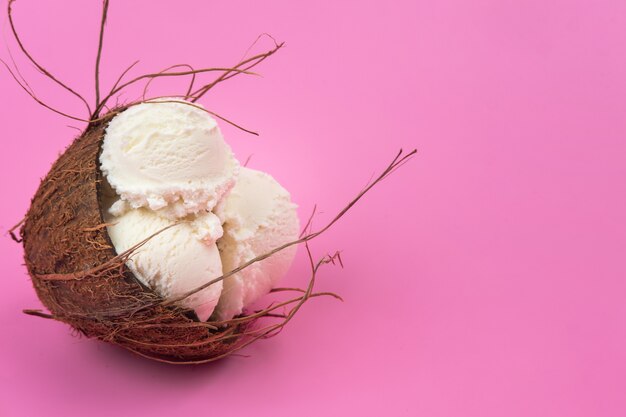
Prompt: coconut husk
<box><xmin>20</xmin><ymin>113</ymin><xmax>247</xmax><ymax>363</ymax></box>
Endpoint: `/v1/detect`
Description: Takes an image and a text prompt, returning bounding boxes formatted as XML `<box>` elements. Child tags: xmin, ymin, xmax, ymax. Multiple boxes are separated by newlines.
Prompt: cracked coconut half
<box><xmin>6</xmin><ymin>0</ymin><xmax>415</xmax><ymax>364</ymax></box>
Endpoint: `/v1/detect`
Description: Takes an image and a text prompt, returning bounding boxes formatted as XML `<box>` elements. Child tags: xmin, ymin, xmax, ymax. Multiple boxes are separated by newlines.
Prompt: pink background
<box><xmin>1</xmin><ymin>0</ymin><xmax>625</xmax><ymax>416</ymax></box>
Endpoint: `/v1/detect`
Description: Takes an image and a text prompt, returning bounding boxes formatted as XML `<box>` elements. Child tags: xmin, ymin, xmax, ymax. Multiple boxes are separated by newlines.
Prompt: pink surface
<box><xmin>1</xmin><ymin>0</ymin><xmax>625</xmax><ymax>416</ymax></box>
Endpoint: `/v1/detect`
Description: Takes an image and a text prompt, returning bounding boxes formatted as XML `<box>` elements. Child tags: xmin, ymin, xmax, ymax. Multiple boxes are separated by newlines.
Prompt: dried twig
<box><xmin>141</xmin><ymin>98</ymin><xmax>259</xmax><ymax>135</ymax></box>
<box><xmin>7</xmin><ymin>0</ymin><xmax>92</xmax><ymax>115</ymax></box>
<box><xmin>33</xmin><ymin>222</ymin><xmax>185</xmax><ymax>281</ymax></box>
<box><xmin>189</xmin><ymin>42</ymin><xmax>283</xmax><ymax>102</ymax></box>
<box><xmin>109</xmin><ymin>60</ymin><xmax>140</xmax><ymax>96</ymax></box>
<box><xmin>94</xmin><ymin>67</ymin><xmax>258</xmax><ymax>117</ymax></box>
<box><xmin>163</xmin><ymin>149</ymin><xmax>417</xmax><ymax>306</ymax></box>
<box><xmin>8</xmin><ymin>217</ymin><xmax>26</xmax><ymax>243</ymax></box>
<box><xmin>95</xmin><ymin>0</ymin><xmax>110</xmax><ymax>110</ymax></box>
<box><xmin>140</xmin><ymin>63</ymin><xmax>205</xmax><ymax>100</ymax></box>
<box><xmin>23</xmin><ymin>309</ymin><xmax>54</xmax><ymax>319</ymax></box>
<box><xmin>0</xmin><ymin>58</ymin><xmax>91</xmax><ymax>122</ymax></box>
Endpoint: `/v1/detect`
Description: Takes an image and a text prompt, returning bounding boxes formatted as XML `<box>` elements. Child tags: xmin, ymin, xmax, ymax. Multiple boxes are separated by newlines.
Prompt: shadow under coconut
<box><xmin>91</xmin><ymin>341</ymin><xmax>236</xmax><ymax>376</ymax></box>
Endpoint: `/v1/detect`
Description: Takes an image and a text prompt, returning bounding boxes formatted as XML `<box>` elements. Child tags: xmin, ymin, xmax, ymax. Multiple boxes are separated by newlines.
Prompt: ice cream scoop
<box><xmin>214</xmin><ymin>167</ymin><xmax>300</xmax><ymax>320</ymax></box>
<box><xmin>100</xmin><ymin>99</ymin><xmax>239</xmax><ymax>219</ymax></box>
<box><xmin>106</xmin><ymin>208</ymin><xmax>224</xmax><ymax>321</ymax></box>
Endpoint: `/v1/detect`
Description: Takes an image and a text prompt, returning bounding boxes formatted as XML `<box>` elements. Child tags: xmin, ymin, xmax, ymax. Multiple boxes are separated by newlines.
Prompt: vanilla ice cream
<box><xmin>100</xmin><ymin>99</ymin><xmax>239</xmax><ymax>219</ymax></box>
<box><xmin>101</xmin><ymin>100</ymin><xmax>299</xmax><ymax>323</ymax></box>
<box><xmin>214</xmin><ymin>167</ymin><xmax>299</xmax><ymax>320</ymax></box>
<box><xmin>106</xmin><ymin>209</ymin><xmax>224</xmax><ymax>321</ymax></box>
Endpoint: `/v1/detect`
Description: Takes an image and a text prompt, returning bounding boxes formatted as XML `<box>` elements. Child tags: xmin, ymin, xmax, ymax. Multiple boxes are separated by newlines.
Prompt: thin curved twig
<box><xmin>7</xmin><ymin>0</ymin><xmax>92</xmax><ymax>115</ymax></box>
<box><xmin>189</xmin><ymin>41</ymin><xmax>283</xmax><ymax>102</ymax></box>
<box><xmin>109</xmin><ymin>60</ymin><xmax>140</xmax><ymax>96</ymax></box>
<box><xmin>141</xmin><ymin>99</ymin><xmax>259</xmax><ymax>135</ymax></box>
<box><xmin>33</xmin><ymin>222</ymin><xmax>185</xmax><ymax>281</ymax></box>
<box><xmin>163</xmin><ymin>149</ymin><xmax>417</xmax><ymax>306</ymax></box>
<box><xmin>95</xmin><ymin>0</ymin><xmax>110</xmax><ymax>110</ymax></box>
<box><xmin>0</xmin><ymin>58</ymin><xmax>90</xmax><ymax>122</ymax></box>
<box><xmin>94</xmin><ymin>67</ymin><xmax>257</xmax><ymax>117</ymax></box>
<box><xmin>8</xmin><ymin>216</ymin><xmax>26</xmax><ymax>243</ymax></box>
<box><xmin>141</xmin><ymin>64</ymin><xmax>198</xmax><ymax>100</ymax></box>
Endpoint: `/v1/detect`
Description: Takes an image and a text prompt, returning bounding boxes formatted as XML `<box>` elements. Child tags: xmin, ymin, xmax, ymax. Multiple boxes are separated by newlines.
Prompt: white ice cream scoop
<box><xmin>100</xmin><ymin>99</ymin><xmax>239</xmax><ymax>219</ymax></box>
<box><xmin>106</xmin><ymin>209</ymin><xmax>224</xmax><ymax>321</ymax></box>
<box><xmin>215</xmin><ymin>167</ymin><xmax>300</xmax><ymax>320</ymax></box>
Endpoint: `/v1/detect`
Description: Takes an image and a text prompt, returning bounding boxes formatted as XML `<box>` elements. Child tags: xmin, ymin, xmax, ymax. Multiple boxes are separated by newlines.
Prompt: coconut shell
<box><xmin>21</xmin><ymin>113</ymin><xmax>244</xmax><ymax>364</ymax></box>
